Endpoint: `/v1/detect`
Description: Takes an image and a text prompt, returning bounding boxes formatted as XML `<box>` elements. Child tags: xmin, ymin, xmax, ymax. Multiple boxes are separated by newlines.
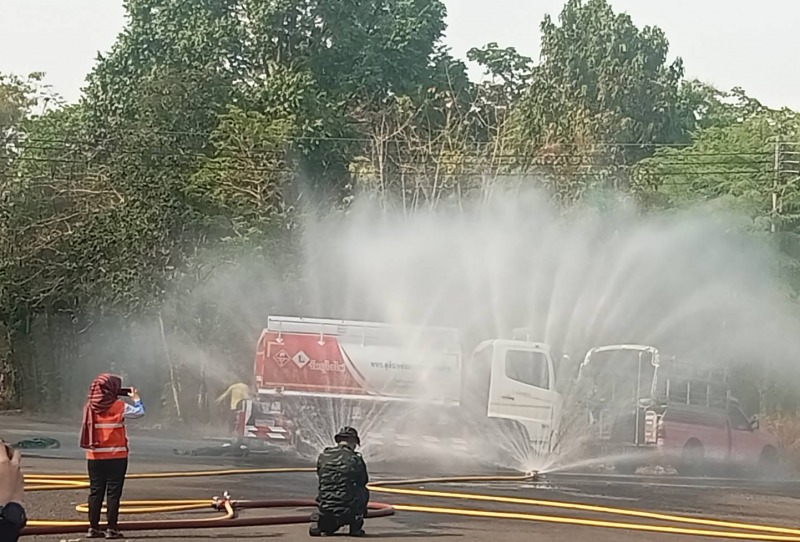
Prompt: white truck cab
<box><xmin>468</xmin><ymin>339</ymin><xmax>563</xmax><ymax>454</ymax></box>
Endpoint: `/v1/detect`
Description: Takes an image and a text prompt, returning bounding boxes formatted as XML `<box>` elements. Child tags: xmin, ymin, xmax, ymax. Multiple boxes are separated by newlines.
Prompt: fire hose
<box><xmin>20</xmin><ymin>468</ymin><xmax>800</xmax><ymax>540</ymax></box>
<box><xmin>22</xmin><ymin>467</ymin><xmax>393</xmax><ymax>536</ymax></box>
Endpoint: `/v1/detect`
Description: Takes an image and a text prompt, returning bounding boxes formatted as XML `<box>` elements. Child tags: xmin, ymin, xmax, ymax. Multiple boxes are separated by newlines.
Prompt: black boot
<box><xmin>309</xmin><ymin>510</ymin><xmax>323</xmax><ymax>537</ymax></box>
<box><xmin>349</xmin><ymin>516</ymin><xmax>366</xmax><ymax>537</ymax></box>
<box><xmin>310</xmin><ymin>524</ymin><xmax>337</xmax><ymax>536</ymax></box>
<box><xmin>310</xmin><ymin>511</ymin><xmax>338</xmax><ymax>536</ymax></box>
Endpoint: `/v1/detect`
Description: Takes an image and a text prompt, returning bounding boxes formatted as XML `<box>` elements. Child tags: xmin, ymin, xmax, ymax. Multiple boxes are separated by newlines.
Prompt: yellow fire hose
<box><xmin>22</xmin><ymin>467</ymin><xmax>395</xmax><ymax>536</ymax></box>
<box><xmin>20</xmin><ymin>468</ymin><xmax>800</xmax><ymax>540</ymax></box>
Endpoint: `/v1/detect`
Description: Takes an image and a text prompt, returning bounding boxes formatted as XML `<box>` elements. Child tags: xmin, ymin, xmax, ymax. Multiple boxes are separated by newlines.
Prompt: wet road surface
<box><xmin>6</xmin><ymin>417</ymin><xmax>800</xmax><ymax>542</ymax></box>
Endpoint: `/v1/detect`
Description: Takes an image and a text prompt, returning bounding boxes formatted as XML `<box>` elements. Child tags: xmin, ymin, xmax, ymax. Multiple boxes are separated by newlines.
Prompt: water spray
<box><xmin>105</xmin><ymin>187</ymin><xmax>800</xmax><ymax>475</ymax></box>
<box><xmin>525</xmin><ymin>470</ymin><xmax>540</xmax><ymax>481</ymax></box>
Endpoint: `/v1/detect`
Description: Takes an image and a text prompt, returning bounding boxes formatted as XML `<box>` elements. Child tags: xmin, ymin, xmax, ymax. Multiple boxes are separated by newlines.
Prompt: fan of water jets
<box><xmin>292</xmin><ymin>189</ymin><xmax>800</xmax><ymax>472</ymax></box>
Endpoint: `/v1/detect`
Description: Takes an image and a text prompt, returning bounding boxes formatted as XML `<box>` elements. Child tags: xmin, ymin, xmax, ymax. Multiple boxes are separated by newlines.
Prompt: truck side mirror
<box><xmin>750</xmin><ymin>415</ymin><xmax>760</xmax><ymax>431</ymax></box>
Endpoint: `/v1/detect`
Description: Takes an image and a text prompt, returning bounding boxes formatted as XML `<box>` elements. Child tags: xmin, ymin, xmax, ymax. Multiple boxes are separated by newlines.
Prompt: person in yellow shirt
<box><xmin>216</xmin><ymin>382</ymin><xmax>254</xmax><ymax>434</ymax></box>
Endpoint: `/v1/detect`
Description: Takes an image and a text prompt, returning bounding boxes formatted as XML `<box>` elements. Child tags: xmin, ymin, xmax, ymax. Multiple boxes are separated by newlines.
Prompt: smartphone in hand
<box><xmin>119</xmin><ymin>387</ymin><xmax>133</xmax><ymax>396</ymax></box>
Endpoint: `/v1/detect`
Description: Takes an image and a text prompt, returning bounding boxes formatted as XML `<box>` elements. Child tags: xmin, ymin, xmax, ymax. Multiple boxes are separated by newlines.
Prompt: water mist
<box><xmin>292</xmin><ymin>188</ymin><xmax>800</xmax><ymax>473</ymax></box>
<box><xmin>105</xmin><ymin>186</ymin><xmax>800</xmax><ymax>474</ymax></box>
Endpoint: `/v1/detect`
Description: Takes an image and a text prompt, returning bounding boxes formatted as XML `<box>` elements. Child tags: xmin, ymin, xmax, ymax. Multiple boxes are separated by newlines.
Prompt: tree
<box><xmin>467</xmin><ymin>42</ymin><xmax>533</xmax><ymax>107</ymax></box>
<box><xmin>187</xmin><ymin>105</ymin><xmax>296</xmax><ymax>238</ymax></box>
<box><xmin>0</xmin><ymin>0</ymin><xmax>460</xmax><ymax>413</ymax></box>
<box><xmin>509</xmin><ymin>0</ymin><xmax>691</xmax><ymax>167</ymax></box>
<box><xmin>0</xmin><ymin>73</ymin><xmax>45</xmax><ymax>176</ymax></box>
<box><xmin>632</xmin><ymin>106</ymin><xmax>800</xmax><ymax>294</ymax></box>
<box><xmin>680</xmin><ymin>81</ymin><xmax>768</xmax><ymax>132</ymax></box>
<box><xmin>83</xmin><ymin>0</ymin><xmax>454</xmax><ymax>201</ymax></box>
<box><xmin>0</xmin><ymin>73</ymin><xmax>44</xmax><ymax>407</ymax></box>
<box><xmin>632</xmin><ymin>108</ymin><xmax>800</xmax><ymax>219</ymax></box>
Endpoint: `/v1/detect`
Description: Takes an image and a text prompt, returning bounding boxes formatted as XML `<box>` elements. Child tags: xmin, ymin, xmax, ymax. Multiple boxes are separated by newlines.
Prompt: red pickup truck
<box><xmin>648</xmin><ymin>400</ymin><xmax>780</xmax><ymax>476</ymax></box>
<box><xmin>579</xmin><ymin>345</ymin><xmax>781</xmax><ymax>477</ymax></box>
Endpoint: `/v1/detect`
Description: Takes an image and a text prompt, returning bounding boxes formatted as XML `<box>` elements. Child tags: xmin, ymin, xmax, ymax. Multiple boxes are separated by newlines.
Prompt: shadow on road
<box><xmin>362</xmin><ymin>533</ymin><xmax>462</xmax><ymax>538</ymax></box>
<box><xmin>130</xmin><ymin>534</ymin><xmax>283</xmax><ymax>540</ymax></box>
<box><xmin>312</xmin><ymin>533</ymin><xmax>460</xmax><ymax>539</ymax></box>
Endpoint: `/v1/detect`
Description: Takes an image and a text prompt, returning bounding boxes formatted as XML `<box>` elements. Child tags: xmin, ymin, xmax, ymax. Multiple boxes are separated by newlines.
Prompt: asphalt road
<box><xmin>6</xmin><ymin>417</ymin><xmax>800</xmax><ymax>542</ymax></box>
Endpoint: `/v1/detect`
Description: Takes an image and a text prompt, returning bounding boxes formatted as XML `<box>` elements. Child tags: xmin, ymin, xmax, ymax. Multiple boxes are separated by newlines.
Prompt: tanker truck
<box><xmin>234</xmin><ymin>315</ymin><xmax>565</xmax><ymax>463</ymax></box>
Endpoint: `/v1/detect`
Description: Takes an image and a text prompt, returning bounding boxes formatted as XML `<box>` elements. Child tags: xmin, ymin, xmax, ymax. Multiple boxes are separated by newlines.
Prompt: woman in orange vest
<box><xmin>79</xmin><ymin>373</ymin><xmax>145</xmax><ymax>539</ymax></box>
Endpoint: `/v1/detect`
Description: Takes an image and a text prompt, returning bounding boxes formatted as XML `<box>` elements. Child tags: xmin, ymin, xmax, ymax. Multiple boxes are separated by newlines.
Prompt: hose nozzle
<box><xmin>212</xmin><ymin>491</ymin><xmax>232</xmax><ymax>511</ymax></box>
<box><xmin>524</xmin><ymin>470</ymin><xmax>539</xmax><ymax>481</ymax></box>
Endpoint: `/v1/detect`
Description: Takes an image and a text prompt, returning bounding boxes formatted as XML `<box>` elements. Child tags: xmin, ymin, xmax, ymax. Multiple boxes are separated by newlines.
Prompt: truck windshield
<box><xmin>585</xmin><ymin>348</ymin><xmax>657</xmax><ymax>403</ymax></box>
<box><xmin>505</xmin><ymin>350</ymin><xmax>550</xmax><ymax>389</ymax></box>
<box><xmin>728</xmin><ymin>404</ymin><xmax>752</xmax><ymax>431</ymax></box>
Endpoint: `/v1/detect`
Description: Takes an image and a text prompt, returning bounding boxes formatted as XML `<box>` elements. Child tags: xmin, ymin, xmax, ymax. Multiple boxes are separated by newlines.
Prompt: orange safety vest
<box><xmin>86</xmin><ymin>400</ymin><xmax>129</xmax><ymax>460</ymax></box>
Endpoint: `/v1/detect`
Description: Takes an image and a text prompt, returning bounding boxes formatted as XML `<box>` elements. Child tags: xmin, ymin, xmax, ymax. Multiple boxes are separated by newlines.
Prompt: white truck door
<box><xmin>486</xmin><ymin>341</ymin><xmax>562</xmax><ymax>449</ymax></box>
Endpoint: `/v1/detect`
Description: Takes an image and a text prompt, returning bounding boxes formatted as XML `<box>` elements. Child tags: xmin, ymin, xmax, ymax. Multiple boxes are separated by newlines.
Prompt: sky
<box><xmin>0</xmin><ymin>0</ymin><xmax>798</xmax><ymax>110</ymax></box>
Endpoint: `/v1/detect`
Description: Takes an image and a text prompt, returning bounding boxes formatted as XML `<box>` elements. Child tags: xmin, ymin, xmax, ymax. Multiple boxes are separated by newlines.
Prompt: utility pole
<box><xmin>772</xmin><ymin>139</ymin><xmax>781</xmax><ymax>234</ymax></box>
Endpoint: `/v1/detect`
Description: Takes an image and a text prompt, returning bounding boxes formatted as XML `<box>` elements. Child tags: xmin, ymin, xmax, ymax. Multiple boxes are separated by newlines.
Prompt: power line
<box><xmin>11</xmin><ymin>142</ymin><xmax>777</xmax><ymax>168</ymax></box>
<box><xmin>17</xmin><ymin>135</ymin><xmax>781</xmax><ymax>155</ymax></box>
<box><xmin>0</xmin><ymin>162</ymin><xmax>773</xmax><ymax>187</ymax></box>
<box><xmin>7</xmin><ymin>152</ymin><xmax>771</xmax><ymax>171</ymax></box>
<box><xmin>4</xmin><ymin>140</ymin><xmax>789</xmax><ymax>192</ymax></box>
<box><xmin>20</xmin><ymin>129</ymin><xmax>703</xmax><ymax>146</ymax></box>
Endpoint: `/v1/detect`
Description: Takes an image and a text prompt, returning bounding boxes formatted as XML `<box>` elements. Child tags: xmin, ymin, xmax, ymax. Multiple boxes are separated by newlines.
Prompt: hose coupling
<box><xmin>212</xmin><ymin>491</ymin><xmax>232</xmax><ymax>511</ymax></box>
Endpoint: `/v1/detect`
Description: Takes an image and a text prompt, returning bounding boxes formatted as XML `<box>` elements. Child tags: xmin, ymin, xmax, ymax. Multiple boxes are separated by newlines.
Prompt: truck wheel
<box><xmin>678</xmin><ymin>439</ymin><xmax>705</xmax><ymax>477</ymax></box>
<box><xmin>758</xmin><ymin>446</ymin><xmax>780</xmax><ymax>479</ymax></box>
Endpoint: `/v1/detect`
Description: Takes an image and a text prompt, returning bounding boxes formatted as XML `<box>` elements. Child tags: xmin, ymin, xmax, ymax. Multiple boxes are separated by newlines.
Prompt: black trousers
<box><xmin>310</xmin><ymin>488</ymin><xmax>369</xmax><ymax>534</ymax></box>
<box><xmin>87</xmin><ymin>458</ymin><xmax>128</xmax><ymax>529</ymax></box>
<box><xmin>0</xmin><ymin>521</ymin><xmax>21</xmax><ymax>542</ymax></box>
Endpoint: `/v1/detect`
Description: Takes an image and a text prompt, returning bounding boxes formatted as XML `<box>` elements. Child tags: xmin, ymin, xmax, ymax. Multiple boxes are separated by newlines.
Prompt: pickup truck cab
<box><xmin>578</xmin><ymin>344</ymin><xmax>781</xmax><ymax>477</ymax></box>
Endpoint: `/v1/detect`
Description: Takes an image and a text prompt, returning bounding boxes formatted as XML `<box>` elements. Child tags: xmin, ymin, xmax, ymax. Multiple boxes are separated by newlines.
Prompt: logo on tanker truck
<box><xmin>272</xmin><ymin>349</ymin><xmax>346</xmax><ymax>373</ymax></box>
<box><xmin>273</xmin><ymin>349</ymin><xmax>291</xmax><ymax>367</ymax></box>
<box><xmin>292</xmin><ymin>351</ymin><xmax>310</xmax><ymax>369</ymax></box>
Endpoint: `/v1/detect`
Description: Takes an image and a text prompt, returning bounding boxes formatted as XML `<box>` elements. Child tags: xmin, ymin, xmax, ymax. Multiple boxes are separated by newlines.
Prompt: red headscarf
<box><xmin>79</xmin><ymin>373</ymin><xmax>122</xmax><ymax>450</ymax></box>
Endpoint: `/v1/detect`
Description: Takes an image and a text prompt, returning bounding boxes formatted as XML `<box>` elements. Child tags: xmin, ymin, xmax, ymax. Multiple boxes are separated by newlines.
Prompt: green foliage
<box><xmin>0</xmin><ymin>73</ymin><xmax>45</xmax><ymax>175</ymax></box>
<box><xmin>467</xmin><ymin>43</ymin><xmax>533</xmax><ymax>103</ymax></box>
<box><xmin>187</xmin><ymin>105</ymin><xmax>296</xmax><ymax>237</ymax></box>
<box><xmin>633</xmin><ymin>108</ymin><xmax>800</xmax><ymax>220</ymax></box>
<box><xmin>509</xmin><ymin>0</ymin><xmax>690</xmax><ymax>161</ymax></box>
<box><xmin>632</xmin><ymin>106</ymin><xmax>800</xmax><ymax>294</ymax></box>
<box><xmin>679</xmin><ymin>81</ymin><xmax>769</xmax><ymax>131</ymax></box>
<box><xmin>0</xmin><ymin>0</ymin><xmax>459</xmax><ymax>412</ymax></box>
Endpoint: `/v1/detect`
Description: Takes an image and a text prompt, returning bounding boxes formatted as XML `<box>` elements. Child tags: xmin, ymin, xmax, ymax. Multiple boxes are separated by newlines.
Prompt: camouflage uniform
<box><xmin>310</xmin><ymin>428</ymin><xmax>369</xmax><ymax>537</ymax></box>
